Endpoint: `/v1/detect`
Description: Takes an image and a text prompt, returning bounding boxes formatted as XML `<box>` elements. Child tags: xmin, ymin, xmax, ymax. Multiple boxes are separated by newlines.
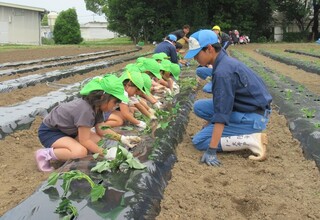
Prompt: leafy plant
<box><xmin>297</xmin><ymin>85</ymin><xmax>305</xmax><ymax>93</ymax></box>
<box><xmin>279</xmin><ymin>75</ymin><xmax>287</xmax><ymax>82</ymax></box>
<box><xmin>285</xmin><ymin>89</ymin><xmax>293</xmax><ymax>100</ymax></box>
<box><xmin>91</xmin><ymin>146</ymin><xmax>146</xmax><ymax>173</ymax></box>
<box><xmin>44</xmin><ymin>170</ymin><xmax>106</xmax><ymax>219</ymax></box>
<box><xmin>179</xmin><ymin>77</ymin><xmax>198</xmax><ymax>89</ymax></box>
<box><xmin>301</xmin><ymin>108</ymin><xmax>316</xmax><ymax>118</ymax></box>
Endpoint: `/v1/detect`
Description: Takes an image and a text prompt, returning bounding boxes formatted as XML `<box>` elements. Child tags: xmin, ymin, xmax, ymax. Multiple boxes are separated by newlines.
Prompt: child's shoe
<box><xmin>35</xmin><ymin>148</ymin><xmax>55</xmax><ymax>172</ymax></box>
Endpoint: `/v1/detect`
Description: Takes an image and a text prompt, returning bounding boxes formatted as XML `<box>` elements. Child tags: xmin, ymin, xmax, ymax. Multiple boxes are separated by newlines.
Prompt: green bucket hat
<box><xmin>170</xmin><ymin>63</ymin><xmax>181</xmax><ymax>80</ymax></box>
<box><xmin>80</xmin><ymin>74</ymin><xmax>129</xmax><ymax>102</ymax></box>
<box><xmin>120</xmin><ymin>70</ymin><xmax>146</xmax><ymax>94</ymax></box>
<box><xmin>152</xmin><ymin>52</ymin><xmax>169</xmax><ymax>61</ymax></box>
<box><xmin>125</xmin><ymin>63</ymin><xmax>142</xmax><ymax>73</ymax></box>
<box><xmin>136</xmin><ymin>57</ymin><xmax>147</xmax><ymax>64</ymax></box>
<box><xmin>141</xmin><ymin>73</ymin><xmax>152</xmax><ymax>95</ymax></box>
<box><xmin>140</xmin><ymin>58</ymin><xmax>162</xmax><ymax>79</ymax></box>
<box><xmin>160</xmin><ymin>59</ymin><xmax>172</xmax><ymax>72</ymax></box>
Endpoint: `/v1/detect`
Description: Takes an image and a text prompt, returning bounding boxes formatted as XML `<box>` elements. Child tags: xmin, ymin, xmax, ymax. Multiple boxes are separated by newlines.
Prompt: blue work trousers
<box><xmin>196</xmin><ymin>67</ymin><xmax>213</xmax><ymax>93</ymax></box>
<box><xmin>192</xmin><ymin>99</ymin><xmax>271</xmax><ymax>151</ymax></box>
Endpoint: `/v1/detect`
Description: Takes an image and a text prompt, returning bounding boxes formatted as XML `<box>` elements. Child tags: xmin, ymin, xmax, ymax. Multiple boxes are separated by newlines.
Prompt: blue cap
<box><xmin>184</xmin><ymin>29</ymin><xmax>218</xmax><ymax>59</ymax></box>
<box><xmin>167</xmin><ymin>34</ymin><xmax>177</xmax><ymax>42</ymax></box>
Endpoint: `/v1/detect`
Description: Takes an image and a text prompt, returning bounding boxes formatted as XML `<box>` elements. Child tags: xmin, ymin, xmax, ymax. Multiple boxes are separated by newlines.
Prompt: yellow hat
<box><xmin>212</xmin><ymin>25</ymin><xmax>221</xmax><ymax>31</ymax></box>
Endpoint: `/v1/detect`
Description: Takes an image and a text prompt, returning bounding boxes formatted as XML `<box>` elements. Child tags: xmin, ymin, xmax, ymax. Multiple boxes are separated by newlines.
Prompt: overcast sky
<box><xmin>2</xmin><ymin>0</ymin><xmax>106</xmax><ymax>24</ymax></box>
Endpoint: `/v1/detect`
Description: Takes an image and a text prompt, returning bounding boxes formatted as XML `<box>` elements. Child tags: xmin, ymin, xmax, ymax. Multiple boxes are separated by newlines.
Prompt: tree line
<box><xmin>83</xmin><ymin>0</ymin><xmax>320</xmax><ymax>42</ymax></box>
<box><xmin>47</xmin><ymin>0</ymin><xmax>320</xmax><ymax>44</ymax></box>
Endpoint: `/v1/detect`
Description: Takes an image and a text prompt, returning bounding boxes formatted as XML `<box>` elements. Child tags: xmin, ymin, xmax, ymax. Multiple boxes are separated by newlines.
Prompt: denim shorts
<box><xmin>38</xmin><ymin>122</ymin><xmax>76</xmax><ymax>148</ymax></box>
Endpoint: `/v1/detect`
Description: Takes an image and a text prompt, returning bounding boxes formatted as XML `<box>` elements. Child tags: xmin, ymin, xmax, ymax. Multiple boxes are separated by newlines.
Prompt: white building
<box><xmin>0</xmin><ymin>2</ymin><xmax>46</xmax><ymax>45</ymax></box>
<box><xmin>80</xmin><ymin>22</ymin><xmax>117</xmax><ymax>40</ymax></box>
<box><xmin>41</xmin><ymin>19</ymin><xmax>118</xmax><ymax>41</ymax></box>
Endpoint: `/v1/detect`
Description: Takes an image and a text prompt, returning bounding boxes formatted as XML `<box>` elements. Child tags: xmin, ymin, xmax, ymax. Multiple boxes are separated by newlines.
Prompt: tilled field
<box><xmin>1</xmin><ymin>43</ymin><xmax>320</xmax><ymax>219</ymax></box>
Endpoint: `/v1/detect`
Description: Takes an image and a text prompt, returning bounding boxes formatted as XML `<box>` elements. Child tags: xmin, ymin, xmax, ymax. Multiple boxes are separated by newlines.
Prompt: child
<box><xmin>36</xmin><ymin>74</ymin><xmax>141</xmax><ymax>172</ymax></box>
<box><xmin>103</xmin><ymin>70</ymin><xmax>148</xmax><ymax>129</ymax></box>
<box><xmin>124</xmin><ymin>63</ymin><xmax>157</xmax><ymax>119</ymax></box>
<box><xmin>152</xmin><ymin>52</ymin><xmax>169</xmax><ymax>63</ymax></box>
<box><xmin>158</xmin><ymin>59</ymin><xmax>181</xmax><ymax>94</ymax></box>
<box><xmin>135</xmin><ymin>58</ymin><xmax>164</xmax><ymax>108</ymax></box>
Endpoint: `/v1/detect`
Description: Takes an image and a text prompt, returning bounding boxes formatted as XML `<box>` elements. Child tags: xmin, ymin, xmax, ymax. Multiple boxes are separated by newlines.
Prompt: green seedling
<box><xmin>285</xmin><ymin>89</ymin><xmax>293</xmax><ymax>100</ymax></box>
<box><xmin>301</xmin><ymin>108</ymin><xmax>316</xmax><ymax>118</ymax></box>
<box><xmin>279</xmin><ymin>75</ymin><xmax>287</xmax><ymax>82</ymax></box>
<box><xmin>44</xmin><ymin>170</ymin><xmax>106</xmax><ymax>219</ymax></box>
<box><xmin>297</xmin><ymin>85</ymin><xmax>305</xmax><ymax>93</ymax></box>
<box><xmin>314</xmin><ymin>123</ymin><xmax>320</xmax><ymax>129</ymax></box>
<box><xmin>179</xmin><ymin>77</ymin><xmax>198</xmax><ymax>89</ymax></box>
<box><xmin>91</xmin><ymin>146</ymin><xmax>146</xmax><ymax>173</ymax></box>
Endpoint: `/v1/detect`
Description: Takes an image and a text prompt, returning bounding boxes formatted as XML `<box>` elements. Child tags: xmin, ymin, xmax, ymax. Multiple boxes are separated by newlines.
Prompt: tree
<box><xmin>83</xmin><ymin>0</ymin><xmax>277</xmax><ymax>42</ymax></box>
<box><xmin>41</xmin><ymin>14</ymin><xmax>48</xmax><ymax>26</ymax></box>
<box><xmin>53</xmin><ymin>8</ymin><xmax>83</xmax><ymax>44</ymax></box>
<box><xmin>311</xmin><ymin>0</ymin><xmax>320</xmax><ymax>40</ymax></box>
<box><xmin>276</xmin><ymin>0</ymin><xmax>312</xmax><ymax>31</ymax></box>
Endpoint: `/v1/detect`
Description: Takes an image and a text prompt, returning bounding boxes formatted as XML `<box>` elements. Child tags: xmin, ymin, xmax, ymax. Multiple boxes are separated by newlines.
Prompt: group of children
<box><xmin>35</xmin><ymin>53</ymin><xmax>181</xmax><ymax>172</ymax></box>
<box><xmin>36</xmin><ymin>28</ymin><xmax>273</xmax><ymax>171</ymax></box>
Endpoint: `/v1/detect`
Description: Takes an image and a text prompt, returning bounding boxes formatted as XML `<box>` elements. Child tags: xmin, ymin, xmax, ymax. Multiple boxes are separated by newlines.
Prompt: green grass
<box><xmin>0</xmin><ymin>37</ymin><xmax>134</xmax><ymax>53</ymax></box>
<box><xmin>80</xmin><ymin>37</ymin><xmax>134</xmax><ymax>46</ymax></box>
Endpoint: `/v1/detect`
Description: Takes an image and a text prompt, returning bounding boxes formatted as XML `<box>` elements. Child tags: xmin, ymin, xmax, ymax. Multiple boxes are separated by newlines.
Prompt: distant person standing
<box><xmin>171</xmin><ymin>24</ymin><xmax>190</xmax><ymax>47</ymax></box>
<box><xmin>154</xmin><ymin>34</ymin><xmax>178</xmax><ymax>64</ymax></box>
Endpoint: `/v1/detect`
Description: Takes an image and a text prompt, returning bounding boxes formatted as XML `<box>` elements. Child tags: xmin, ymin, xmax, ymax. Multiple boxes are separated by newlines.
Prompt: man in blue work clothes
<box><xmin>154</xmin><ymin>34</ymin><xmax>178</xmax><ymax>64</ymax></box>
<box><xmin>184</xmin><ymin>29</ymin><xmax>272</xmax><ymax>166</ymax></box>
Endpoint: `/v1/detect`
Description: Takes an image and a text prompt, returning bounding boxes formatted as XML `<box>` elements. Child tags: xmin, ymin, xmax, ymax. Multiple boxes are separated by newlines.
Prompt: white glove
<box><xmin>153</xmin><ymin>101</ymin><xmax>162</xmax><ymax>109</ymax></box>
<box><xmin>136</xmin><ymin>120</ymin><xmax>147</xmax><ymax>129</ymax></box>
<box><xmin>148</xmin><ymin>108</ymin><xmax>157</xmax><ymax>120</ymax></box>
<box><xmin>148</xmin><ymin>108</ymin><xmax>156</xmax><ymax>115</ymax></box>
<box><xmin>164</xmin><ymin>88</ymin><xmax>172</xmax><ymax>95</ymax></box>
<box><xmin>149</xmin><ymin>114</ymin><xmax>157</xmax><ymax>120</ymax></box>
<box><xmin>120</xmin><ymin>135</ymin><xmax>141</xmax><ymax>148</ymax></box>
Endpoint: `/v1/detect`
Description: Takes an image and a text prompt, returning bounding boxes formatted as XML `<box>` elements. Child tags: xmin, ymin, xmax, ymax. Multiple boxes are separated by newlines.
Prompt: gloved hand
<box><xmin>200</xmin><ymin>148</ymin><xmax>221</xmax><ymax>166</ymax></box>
<box><xmin>136</xmin><ymin>120</ymin><xmax>147</xmax><ymax>129</ymax></box>
<box><xmin>120</xmin><ymin>135</ymin><xmax>141</xmax><ymax>148</ymax></box>
<box><xmin>149</xmin><ymin>114</ymin><xmax>157</xmax><ymax>120</ymax></box>
<box><xmin>153</xmin><ymin>101</ymin><xmax>162</xmax><ymax>109</ymax></box>
<box><xmin>153</xmin><ymin>85</ymin><xmax>165</xmax><ymax>90</ymax></box>
<box><xmin>148</xmin><ymin>108</ymin><xmax>156</xmax><ymax>115</ymax></box>
<box><xmin>148</xmin><ymin>108</ymin><xmax>157</xmax><ymax>120</ymax></box>
<box><xmin>164</xmin><ymin>88</ymin><xmax>172</xmax><ymax>95</ymax></box>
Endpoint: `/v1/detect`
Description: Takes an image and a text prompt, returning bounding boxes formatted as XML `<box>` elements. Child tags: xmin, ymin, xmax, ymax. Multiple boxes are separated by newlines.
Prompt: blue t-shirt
<box><xmin>210</xmin><ymin>49</ymin><xmax>272</xmax><ymax>124</ymax></box>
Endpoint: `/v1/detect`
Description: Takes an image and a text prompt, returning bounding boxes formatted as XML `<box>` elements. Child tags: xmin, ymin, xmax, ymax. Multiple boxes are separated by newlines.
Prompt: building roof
<box><xmin>0</xmin><ymin>1</ymin><xmax>46</xmax><ymax>12</ymax></box>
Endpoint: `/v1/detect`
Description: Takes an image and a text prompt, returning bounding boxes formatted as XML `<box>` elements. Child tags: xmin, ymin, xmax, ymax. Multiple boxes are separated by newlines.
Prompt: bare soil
<box><xmin>1</xmin><ymin>43</ymin><xmax>320</xmax><ymax>219</ymax></box>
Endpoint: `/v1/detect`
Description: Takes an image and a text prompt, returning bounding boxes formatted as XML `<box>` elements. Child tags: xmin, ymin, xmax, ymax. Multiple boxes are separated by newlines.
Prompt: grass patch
<box><xmin>80</xmin><ymin>37</ymin><xmax>134</xmax><ymax>46</ymax></box>
<box><xmin>0</xmin><ymin>37</ymin><xmax>134</xmax><ymax>53</ymax></box>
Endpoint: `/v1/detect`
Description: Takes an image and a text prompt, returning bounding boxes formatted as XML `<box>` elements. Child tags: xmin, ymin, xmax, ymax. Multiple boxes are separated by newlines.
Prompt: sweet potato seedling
<box><xmin>44</xmin><ymin>170</ymin><xmax>106</xmax><ymax>219</ymax></box>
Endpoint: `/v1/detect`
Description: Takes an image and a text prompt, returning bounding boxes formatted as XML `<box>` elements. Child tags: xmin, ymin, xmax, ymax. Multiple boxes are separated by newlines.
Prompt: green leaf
<box><xmin>160</xmin><ymin>121</ymin><xmax>169</xmax><ymax>129</ymax></box>
<box><xmin>55</xmin><ymin>198</ymin><xmax>78</xmax><ymax>217</ymax></box>
<box><xmin>120</xmin><ymin>126</ymin><xmax>134</xmax><ymax>130</ymax></box>
<box><xmin>91</xmin><ymin>161</ymin><xmax>111</xmax><ymax>173</ymax></box>
<box><xmin>126</xmin><ymin>158</ymin><xmax>146</xmax><ymax>169</ymax></box>
<box><xmin>118</xmin><ymin>146</ymin><xmax>129</xmax><ymax>157</ymax></box>
<box><xmin>91</xmin><ymin>184</ymin><xmax>106</xmax><ymax>202</ymax></box>
<box><xmin>93</xmin><ymin>153</ymin><xmax>100</xmax><ymax>159</ymax></box>
<box><xmin>97</xmin><ymin>139</ymin><xmax>104</xmax><ymax>147</ymax></box>
<box><xmin>100</xmin><ymin>125</ymin><xmax>112</xmax><ymax>130</ymax></box>
<box><xmin>46</xmin><ymin>172</ymin><xmax>60</xmax><ymax>187</ymax></box>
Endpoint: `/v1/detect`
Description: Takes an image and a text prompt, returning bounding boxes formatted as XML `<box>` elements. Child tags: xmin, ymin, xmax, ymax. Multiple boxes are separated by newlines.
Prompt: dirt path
<box><xmin>0</xmin><ymin>43</ymin><xmax>320</xmax><ymax>219</ymax></box>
